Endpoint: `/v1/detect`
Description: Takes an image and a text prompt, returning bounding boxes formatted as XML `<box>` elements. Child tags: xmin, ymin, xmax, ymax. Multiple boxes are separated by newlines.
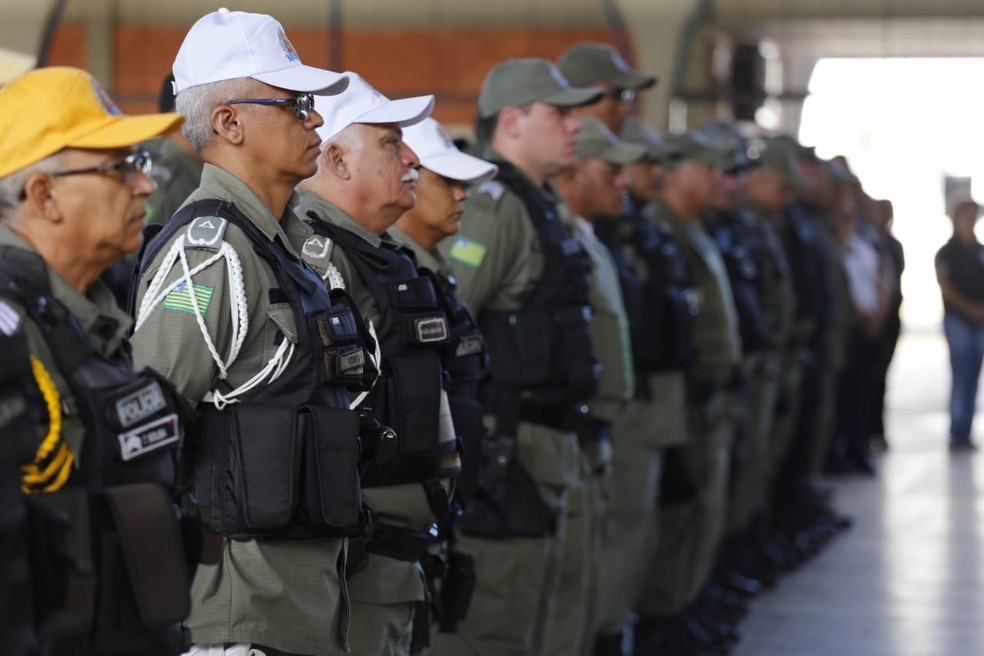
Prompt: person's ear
<box><xmin>21</xmin><ymin>172</ymin><xmax>64</xmax><ymax>225</ymax></box>
<box><xmin>322</xmin><ymin>143</ymin><xmax>351</xmax><ymax>180</ymax></box>
<box><xmin>211</xmin><ymin>105</ymin><xmax>245</xmax><ymax>145</ymax></box>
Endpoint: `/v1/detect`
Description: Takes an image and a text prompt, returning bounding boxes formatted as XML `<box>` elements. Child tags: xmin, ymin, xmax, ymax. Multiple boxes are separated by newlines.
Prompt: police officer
<box><xmin>130</xmin><ymin>10</ymin><xmax>366</xmax><ymax>656</ymax></box>
<box><xmin>558</xmin><ymin>41</ymin><xmax>658</xmax><ymax>134</ymax></box>
<box><xmin>436</xmin><ymin>59</ymin><xmax>602</xmax><ymax>655</ymax></box>
<box><xmin>634</xmin><ymin>132</ymin><xmax>742</xmax><ymax>655</ymax></box>
<box><xmin>0</xmin><ymin>66</ymin><xmax>192</xmax><ymax>654</ymax></box>
<box><xmin>296</xmin><ymin>74</ymin><xmax>449</xmax><ymax>656</ymax></box>
<box><xmin>145</xmin><ymin>73</ymin><xmax>203</xmax><ymax>225</ymax></box>
<box><xmin>590</xmin><ymin>118</ymin><xmax>697</xmax><ymax>655</ymax></box>
<box><xmin>394</xmin><ymin>117</ymin><xmax>499</xmax><ymax>645</ymax></box>
<box><xmin>551</xmin><ymin>117</ymin><xmax>645</xmax><ymax>656</ymax></box>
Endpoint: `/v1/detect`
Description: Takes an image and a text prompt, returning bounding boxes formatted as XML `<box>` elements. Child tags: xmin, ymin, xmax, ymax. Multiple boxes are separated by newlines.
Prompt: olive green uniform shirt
<box><xmin>0</xmin><ymin>225</ymin><xmax>130</xmax><ymax>467</ymax></box>
<box><xmin>296</xmin><ymin>190</ymin><xmax>433</xmax><ymax>605</ymax></box>
<box><xmin>130</xmin><ymin>164</ymin><xmax>348</xmax><ymax>655</ymax></box>
<box><xmin>144</xmin><ymin>136</ymin><xmax>203</xmax><ymax>226</ymax></box>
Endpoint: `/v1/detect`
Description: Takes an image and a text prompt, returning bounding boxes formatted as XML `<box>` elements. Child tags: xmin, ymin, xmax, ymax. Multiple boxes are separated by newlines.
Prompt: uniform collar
<box><xmin>197</xmin><ymin>164</ymin><xmax>311</xmax><ymax>258</ymax></box>
<box><xmin>486</xmin><ymin>148</ymin><xmax>562</xmax><ymax>204</ymax></box>
<box><xmin>0</xmin><ymin>225</ymin><xmax>130</xmax><ymax>356</ymax></box>
<box><xmin>296</xmin><ymin>189</ymin><xmax>388</xmax><ymax>250</ymax></box>
<box><xmin>388</xmin><ymin>225</ymin><xmax>450</xmax><ymax>275</ymax></box>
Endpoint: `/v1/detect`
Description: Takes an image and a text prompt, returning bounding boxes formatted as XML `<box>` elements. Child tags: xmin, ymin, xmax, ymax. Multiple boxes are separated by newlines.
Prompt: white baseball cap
<box><xmin>403</xmin><ymin>118</ymin><xmax>498</xmax><ymax>185</ymax></box>
<box><xmin>172</xmin><ymin>8</ymin><xmax>349</xmax><ymax>96</ymax></box>
<box><xmin>315</xmin><ymin>71</ymin><xmax>435</xmax><ymax>143</ymax></box>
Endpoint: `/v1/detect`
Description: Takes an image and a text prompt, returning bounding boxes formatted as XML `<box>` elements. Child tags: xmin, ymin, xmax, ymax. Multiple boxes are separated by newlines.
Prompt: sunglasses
<box><xmin>227</xmin><ymin>92</ymin><xmax>315</xmax><ymax>121</ymax></box>
<box><xmin>18</xmin><ymin>150</ymin><xmax>153</xmax><ymax>200</ymax></box>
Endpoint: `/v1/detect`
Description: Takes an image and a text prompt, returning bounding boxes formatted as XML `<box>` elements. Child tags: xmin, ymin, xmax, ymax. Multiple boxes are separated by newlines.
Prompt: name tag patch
<box><xmin>415</xmin><ymin>316</ymin><xmax>449</xmax><ymax>343</ymax></box>
<box><xmin>115</xmin><ymin>381</ymin><xmax>167</xmax><ymax>428</ymax></box>
<box><xmin>118</xmin><ymin>413</ymin><xmax>180</xmax><ymax>462</ymax></box>
<box><xmin>455</xmin><ymin>333</ymin><xmax>484</xmax><ymax>357</ymax></box>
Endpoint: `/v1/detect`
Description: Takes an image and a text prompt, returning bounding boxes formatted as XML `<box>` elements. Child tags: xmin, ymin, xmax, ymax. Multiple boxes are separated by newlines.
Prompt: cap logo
<box><xmin>278</xmin><ymin>29</ymin><xmax>300</xmax><ymax>63</ymax></box>
<box><xmin>437</xmin><ymin>125</ymin><xmax>454</xmax><ymax>148</ymax></box>
<box><xmin>91</xmin><ymin>78</ymin><xmax>122</xmax><ymax>116</ymax></box>
<box><xmin>548</xmin><ymin>64</ymin><xmax>570</xmax><ymax>89</ymax></box>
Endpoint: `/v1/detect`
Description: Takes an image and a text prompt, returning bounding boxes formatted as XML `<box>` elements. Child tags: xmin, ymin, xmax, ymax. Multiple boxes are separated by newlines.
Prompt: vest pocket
<box><xmin>231</xmin><ymin>403</ymin><xmax>301</xmax><ymax>529</ymax></box>
<box><xmin>298</xmin><ymin>404</ymin><xmax>362</xmax><ymax>530</ymax></box>
<box><xmin>481</xmin><ymin>308</ymin><xmax>552</xmax><ymax>386</ymax></box>
<box><xmin>386</xmin><ymin>351</ymin><xmax>442</xmax><ymax>457</ymax></box>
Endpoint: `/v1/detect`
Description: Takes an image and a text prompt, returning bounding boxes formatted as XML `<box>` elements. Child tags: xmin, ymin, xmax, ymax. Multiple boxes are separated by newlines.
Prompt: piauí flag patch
<box><xmin>162</xmin><ymin>281</ymin><xmax>215</xmax><ymax>315</ymax></box>
<box><xmin>448</xmin><ymin>237</ymin><xmax>487</xmax><ymax>268</ymax></box>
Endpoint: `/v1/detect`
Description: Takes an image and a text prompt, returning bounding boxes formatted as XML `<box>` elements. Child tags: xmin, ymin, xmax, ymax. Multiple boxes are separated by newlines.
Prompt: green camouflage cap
<box><xmin>756</xmin><ymin>142</ymin><xmax>807</xmax><ymax>188</ymax></box>
<box><xmin>576</xmin><ymin>116</ymin><xmax>647</xmax><ymax>165</ymax></box>
<box><xmin>558</xmin><ymin>42</ymin><xmax>658</xmax><ymax>91</ymax></box>
<box><xmin>619</xmin><ymin>115</ymin><xmax>679</xmax><ymax>162</ymax></box>
<box><xmin>477</xmin><ymin>58</ymin><xmax>603</xmax><ymax>118</ymax></box>
<box><xmin>663</xmin><ymin>130</ymin><xmax>730</xmax><ymax>166</ymax></box>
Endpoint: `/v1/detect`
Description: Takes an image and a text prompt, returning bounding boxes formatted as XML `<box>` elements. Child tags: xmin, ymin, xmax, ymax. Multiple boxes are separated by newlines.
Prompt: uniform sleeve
<box><xmin>439</xmin><ymin>192</ymin><xmax>537</xmax><ymax>316</ymax></box>
<box><xmin>130</xmin><ymin>239</ymin><xmax>233</xmax><ymax>405</ymax></box>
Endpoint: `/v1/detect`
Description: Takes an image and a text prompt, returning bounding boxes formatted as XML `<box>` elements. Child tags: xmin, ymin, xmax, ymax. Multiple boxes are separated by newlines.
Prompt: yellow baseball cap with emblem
<box><xmin>0</xmin><ymin>66</ymin><xmax>184</xmax><ymax>179</ymax></box>
<box><xmin>477</xmin><ymin>58</ymin><xmax>603</xmax><ymax>118</ymax></box>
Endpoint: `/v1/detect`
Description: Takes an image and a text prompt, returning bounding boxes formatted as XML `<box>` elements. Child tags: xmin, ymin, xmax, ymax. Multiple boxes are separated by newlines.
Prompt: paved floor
<box><xmin>734</xmin><ymin>330</ymin><xmax>984</xmax><ymax>656</ymax></box>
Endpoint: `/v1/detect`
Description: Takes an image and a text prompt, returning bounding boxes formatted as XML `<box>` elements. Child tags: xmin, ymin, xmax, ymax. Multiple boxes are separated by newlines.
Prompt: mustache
<box><xmin>402</xmin><ymin>168</ymin><xmax>419</xmax><ymax>184</ymax></box>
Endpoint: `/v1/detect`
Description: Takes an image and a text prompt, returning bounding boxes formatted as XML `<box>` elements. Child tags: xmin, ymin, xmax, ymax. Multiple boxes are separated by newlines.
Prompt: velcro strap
<box><xmin>103</xmin><ymin>484</ymin><xmax>190</xmax><ymax>626</ymax></box>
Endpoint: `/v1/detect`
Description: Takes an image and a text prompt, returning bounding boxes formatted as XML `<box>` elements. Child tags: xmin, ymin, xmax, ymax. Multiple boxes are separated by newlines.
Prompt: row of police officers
<box><xmin>0</xmin><ymin>7</ymin><xmax>887</xmax><ymax>656</ymax></box>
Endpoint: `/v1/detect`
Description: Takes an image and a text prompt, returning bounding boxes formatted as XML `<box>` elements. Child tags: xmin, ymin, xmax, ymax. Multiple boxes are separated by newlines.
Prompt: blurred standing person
<box><xmin>145</xmin><ymin>73</ymin><xmax>203</xmax><ymax>225</ymax></box>
<box><xmin>935</xmin><ymin>197</ymin><xmax>984</xmax><ymax>451</ymax></box>
<box><xmin>551</xmin><ymin>117</ymin><xmax>645</xmax><ymax>656</ymax></box>
<box><xmin>869</xmin><ymin>198</ymin><xmax>904</xmax><ymax>451</ymax></box>
<box><xmin>557</xmin><ymin>41</ymin><xmax>658</xmax><ymax>135</ymax></box>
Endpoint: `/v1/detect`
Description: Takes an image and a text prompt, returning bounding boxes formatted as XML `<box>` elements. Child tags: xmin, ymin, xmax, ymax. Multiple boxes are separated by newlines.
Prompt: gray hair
<box><xmin>175</xmin><ymin>78</ymin><xmax>260</xmax><ymax>152</ymax></box>
<box><xmin>0</xmin><ymin>155</ymin><xmax>63</xmax><ymax>223</ymax></box>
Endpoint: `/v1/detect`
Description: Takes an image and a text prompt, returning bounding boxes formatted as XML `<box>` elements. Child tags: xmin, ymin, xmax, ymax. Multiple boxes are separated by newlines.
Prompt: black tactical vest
<box><xmin>703</xmin><ymin>210</ymin><xmax>773</xmax><ymax>354</ymax></box>
<box><xmin>0</xmin><ymin>246</ymin><xmax>193</xmax><ymax>655</ymax></box>
<box><xmin>479</xmin><ymin>161</ymin><xmax>599</xmax><ymax>432</ymax></box>
<box><xmin>597</xmin><ymin>201</ymin><xmax>698</xmax><ymax>376</ymax></box>
<box><xmin>428</xmin><ymin>265</ymin><xmax>488</xmax><ymax>503</ymax></box>
<box><xmin>0</xmin><ymin>322</ymin><xmax>40</xmax><ymax>655</ymax></box>
<box><xmin>306</xmin><ymin>220</ymin><xmax>458</xmax><ymax>496</ymax></box>
<box><xmin>138</xmin><ymin>200</ymin><xmax>367</xmax><ymax>539</ymax></box>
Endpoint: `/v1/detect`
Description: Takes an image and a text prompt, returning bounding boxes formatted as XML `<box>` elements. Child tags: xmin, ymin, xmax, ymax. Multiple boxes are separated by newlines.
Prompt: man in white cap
<box><xmin>295</xmin><ymin>74</ymin><xmax>450</xmax><ymax>656</ymax></box>
<box><xmin>130</xmin><ymin>9</ymin><xmax>372</xmax><ymax>656</ymax></box>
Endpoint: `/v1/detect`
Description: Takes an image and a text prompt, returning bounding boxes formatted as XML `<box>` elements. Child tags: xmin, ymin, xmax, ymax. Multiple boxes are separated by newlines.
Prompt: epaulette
<box><xmin>183</xmin><ymin>215</ymin><xmax>229</xmax><ymax>249</ymax></box>
<box><xmin>302</xmin><ymin>235</ymin><xmax>346</xmax><ymax>289</ymax></box>
<box><xmin>0</xmin><ymin>299</ymin><xmax>21</xmax><ymax>336</ymax></box>
<box><xmin>475</xmin><ymin>179</ymin><xmax>505</xmax><ymax>201</ymax></box>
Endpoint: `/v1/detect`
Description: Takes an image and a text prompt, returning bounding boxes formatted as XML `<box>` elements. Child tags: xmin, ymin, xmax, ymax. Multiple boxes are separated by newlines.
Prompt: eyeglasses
<box><xmin>603</xmin><ymin>88</ymin><xmax>636</xmax><ymax>104</ymax></box>
<box><xmin>227</xmin><ymin>92</ymin><xmax>315</xmax><ymax>121</ymax></box>
<box><xmin>18</xmin><ymin>150</ymin><xmax>153</xmax><ymax>200</ymax></box>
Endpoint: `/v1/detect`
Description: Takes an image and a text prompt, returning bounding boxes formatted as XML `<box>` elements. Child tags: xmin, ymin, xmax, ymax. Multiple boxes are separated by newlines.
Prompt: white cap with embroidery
<box><xmin>314</xmin><ymin>71</ymin><xmax>434</xmax><ymax>143</ymax></box>
<box><xmin>172</xmin><ymin>8</ymin><xmax>349</xmax><ymax>95</ymax></box>
<box><xmin>403</xmin><ymin>118</ymin><xmax>498</xmax><ymax>185</ymax></box>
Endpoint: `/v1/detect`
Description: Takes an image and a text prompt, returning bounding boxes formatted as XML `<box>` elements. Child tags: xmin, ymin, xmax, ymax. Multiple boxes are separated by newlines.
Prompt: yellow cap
<box><xmin>0</xmin><ymin>67</ymin><xmax>184</xmax><ymax>178</ymax></box>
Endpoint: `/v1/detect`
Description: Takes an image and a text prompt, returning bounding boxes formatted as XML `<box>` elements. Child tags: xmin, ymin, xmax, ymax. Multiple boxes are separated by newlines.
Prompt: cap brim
<box><xmin>70</xmin><ymin>113</ymin><xmax>185</xmax><ymax>149</ymax></box>
<box><xmin>611</xmin><ymin>70</ymin><xmax>659</xmax><ymax>91</ymax></box>
<box><xmin>358</xmin><ymin>95</ymin><xmax>435</xmax><ymax>129</ymax></box>
<box><xmin>423</xmin><ymin>151</ymin><xmax>499</xmax><ymax>185</ymax></box>
<box><xmin>541</xmin><ymin>87</ymin><xmax>604</xmax><ymax>108</ymax></box>
<box><xmin>252</xmin><ymin>65</ymin><xmax>350</xmax><ymax>95</ymax></box>
<box><xmin>598</xmin><ymin>142</ymin><xmax>648</xmax><ymax>166</ymax></box>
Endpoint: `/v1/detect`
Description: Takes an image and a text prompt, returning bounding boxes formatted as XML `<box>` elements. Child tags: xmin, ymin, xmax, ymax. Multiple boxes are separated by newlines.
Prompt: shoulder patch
<box><xmin>302</xmin><ymin>234</ymin><xmax>333</xmax><ymax>263</ymax></box>
<box><xmin>185</xmin><ymin>216</ymin><xmax>228</xmax><ymax>248</ymax></box>
<box><xmin>162</xmin><ymin>281</ymin><xmax>215</xmax><ymax>315</ymax></box>
<box><xmin>475</xmin><ymin>180</ymin><xmax>505</xmax><ymax>201</ymax></box>
<box><xmin>0</xmin><ymin>300</ymin><xmax>21</xmax><ymax>336</ymax></box>
<box><xmin>448</xmin><ymin>237</ymin><xmax>488</xmax><ymax>268</ymax></box>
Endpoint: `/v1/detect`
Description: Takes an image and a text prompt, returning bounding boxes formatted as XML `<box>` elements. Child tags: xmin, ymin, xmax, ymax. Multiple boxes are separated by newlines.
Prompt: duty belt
<box><xmin>366</xmin><ymin>523</ymin><xmax>437</xmax><ymax>562</ymax></box>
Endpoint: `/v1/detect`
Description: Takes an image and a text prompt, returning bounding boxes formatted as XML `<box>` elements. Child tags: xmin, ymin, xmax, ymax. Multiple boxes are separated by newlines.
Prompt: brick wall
<box><xmin>46</xmin><ymin>23</ymin><xmax>616</xmax><ymax>126</ymax></box>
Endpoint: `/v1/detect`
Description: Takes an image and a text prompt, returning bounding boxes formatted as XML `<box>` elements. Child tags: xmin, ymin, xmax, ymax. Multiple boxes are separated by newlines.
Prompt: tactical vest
<box><xmin>429</xmin><ymin>265</ymin><xmax>488</xmax><ymax>503</ymax></box>
<box><xmin>0</xmin><ymin>323</ymin><xmax>40</xmax><ymax>655</ymax></box>
<box><xmin>598</xmin><ymin>203</ymin><xmax>700</xmax><ymax>378</ymax></box>
<box><xmin>479</xmin><ymin>162</ymin><xmax>599</xmax><ymax>433</ymax></box>
<box><xmin>0</xmin><ymin>246</ymin><xmax>192</xmax><ymax>654</ymax></box>
<box><xmin>306</xmin><ymin>220</ymin><xmax>458</xmax><ymax>499</ymax></box>
<box><xmin>138</xmin><ymin>200</ymin><xmax>366</xmax><ymax>539</ymax></box>
<box><xmin>703</xmin><ymin>210</ymin><xmax>772</xmax><ymax>354</ymax></box>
